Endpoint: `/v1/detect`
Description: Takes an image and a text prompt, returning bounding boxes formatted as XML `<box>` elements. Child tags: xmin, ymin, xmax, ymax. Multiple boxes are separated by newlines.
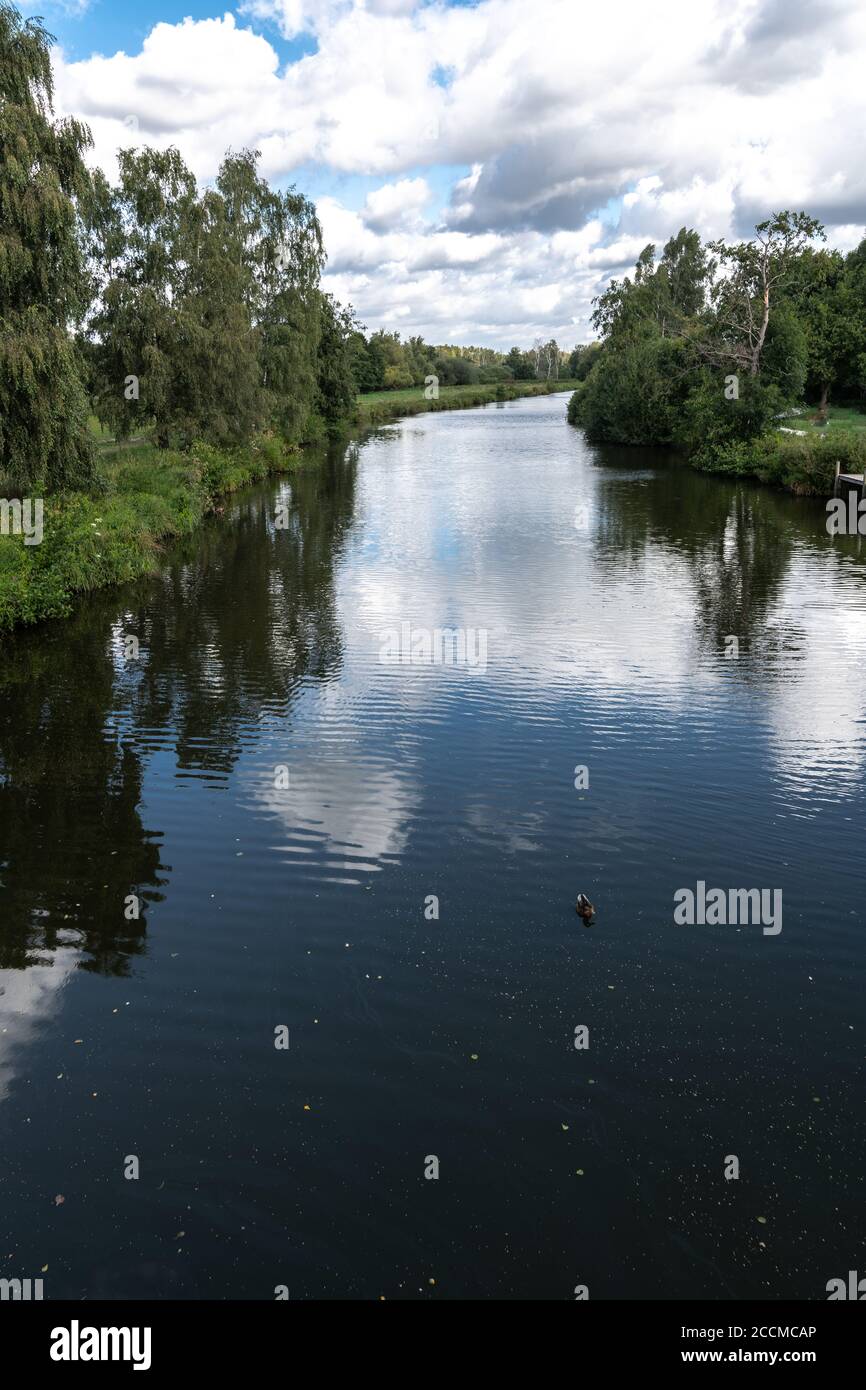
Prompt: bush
<box><xmin>570</xmin><ymin>334</ymin><xmax>690</xmax><ymax>445</ymax></box>
<box><xmin>0</xmin><ymin>432</ymin><xmax>305</xmax><ymax>633</ymax></box>
<box><xmin>690</xmin><ymin>427</ymin><xmax>866</xmax><ymax>494</ymax></box>
<box><xmin>678</xmin><ymin>371</ymin><xmax>788</xmax><ymax>463</ymax></box>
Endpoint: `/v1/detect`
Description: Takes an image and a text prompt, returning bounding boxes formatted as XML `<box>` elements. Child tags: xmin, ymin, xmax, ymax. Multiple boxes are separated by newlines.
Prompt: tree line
<box><xmin>348</xmin><ymin>332</ymin><xmax>583</xmax><ymax>393</ymax></box>
<box><xmin>569</xmin><ymin>215</ymin><xmax>866</xmax><ymax>468</ymax></box>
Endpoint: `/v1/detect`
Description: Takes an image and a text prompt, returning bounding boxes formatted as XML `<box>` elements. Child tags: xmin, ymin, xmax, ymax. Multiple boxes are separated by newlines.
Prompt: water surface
<box><xmin>1</xmin><ymin>393</ymin><xmax>864</xmax><ymax>1299</ymax></box>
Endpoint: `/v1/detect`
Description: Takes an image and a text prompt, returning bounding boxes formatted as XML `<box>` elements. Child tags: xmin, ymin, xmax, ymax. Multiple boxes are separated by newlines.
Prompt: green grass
<box><xmin>355</xmin><ymin>379</ymin><xmax>579</xmax><ymax>426</ymax></box>
<box><xmin>782</xmin><ymin>405</ymin><xmax>866</xmax><ymax>436</ymax></box>
<box><xmin>0</xmin><ymin>434</ymin><xmax>309</xmax><ymax>635</ymax></box>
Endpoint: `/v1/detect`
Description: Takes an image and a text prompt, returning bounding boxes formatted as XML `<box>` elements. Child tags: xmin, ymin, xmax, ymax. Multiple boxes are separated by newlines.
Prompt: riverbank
<box><xmin>0</xmin><ymin>434</ymin><xmax>309</xmax><ymax>634</ymax></box>
<box><xmin>690</xmin><ymin>423</ymin><xmax>866</xmax><ymax>494</ymax></box>
<box><xmin>567</xmin><ymin>389</ymin><xmax>866</xmax><ymax>495</ymax></box>
<box><xmin>356</xmin><ymin>378</ymin><xmax>578</xmax><ymax>426</ymax></box>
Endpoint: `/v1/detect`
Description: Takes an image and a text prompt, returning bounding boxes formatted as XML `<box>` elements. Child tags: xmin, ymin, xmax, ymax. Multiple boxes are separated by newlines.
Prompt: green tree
<box><xmin>656</xmin><ymin>227</ymin><xmax>711</xmax><ymax>324</ymax></box>
<box><xmin>254</xmin><ymin>173</ymin><xmax>324</xmax><ymax>444</ymax></box>
<box><xmin>503</xmin><ymin>346</ymin><xmax>534</xmax><ymax>380</ymax></box>
<box><xmin>707</xmin><ymin>211</ymin><xmax>825</xmax><ymax>378</ymax></box>
<box><xmin>87</xmin><ymin>146</ymin><xmax>328</xmax><ymax>448</ymax></box>
<box><xmin>0</xmin><ymin>3</ymin><xmax>96</xmax><ymax>491</ymax></box>
<box><xmin>86</xmin><ymin>146</ymin><xmax>197</xmax><ymax>445</ymax></box>
<box><xmin>798</xmin><ymin>248</ymin><xmax>863</xmax><ymax>414</ymax></box>
<box><xmin>572</xmin><ymin>334</ymin><xmax>691</xmax><ymax>445</ymax></box>
<box><xmin>315</xmin><ymin>295</ymin><xmax>357</xmax><ymax>433</ymax></box>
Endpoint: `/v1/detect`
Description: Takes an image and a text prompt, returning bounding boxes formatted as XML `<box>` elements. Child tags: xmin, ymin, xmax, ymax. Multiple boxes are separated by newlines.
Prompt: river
<box><xmin>1</xmin><ymin>391</ymin><xmax>864</xmax><ymax>1299</ymax></box>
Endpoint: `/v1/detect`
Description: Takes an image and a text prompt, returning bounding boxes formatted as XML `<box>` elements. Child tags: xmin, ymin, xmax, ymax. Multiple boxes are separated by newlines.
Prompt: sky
<box><xmin>27</xmin><ymin>0</ymin><xmax>866</xmax><ymax>348</ymax></box>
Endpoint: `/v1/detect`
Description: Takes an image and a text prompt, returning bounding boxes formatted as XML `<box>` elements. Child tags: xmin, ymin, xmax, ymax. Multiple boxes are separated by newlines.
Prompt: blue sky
<box><xmin>30</xmin><ymin>0</ymin><xmax>314</xmax><ymax>63</ymax></box>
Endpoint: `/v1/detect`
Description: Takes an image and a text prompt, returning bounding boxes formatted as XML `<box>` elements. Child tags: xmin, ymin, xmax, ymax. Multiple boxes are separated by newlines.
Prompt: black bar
<box><xmin>5</xmin><ymin>1298</ymin><xmax>860</xmax><ymax>1375</ymax></box>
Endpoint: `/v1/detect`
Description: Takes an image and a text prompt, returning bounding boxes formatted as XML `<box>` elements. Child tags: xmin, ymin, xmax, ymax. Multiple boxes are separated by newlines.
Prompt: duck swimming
<box><xmin>575</xmin><ymin>893</ymin><xmax>595</xmax><ymax>923</ymax></box>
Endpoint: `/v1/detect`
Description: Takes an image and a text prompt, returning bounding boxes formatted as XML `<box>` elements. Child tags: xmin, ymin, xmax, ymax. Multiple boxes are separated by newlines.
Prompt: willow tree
<box><xmin>86</xmin><ymin>146</ymin><xmax>198</xmax><ymax>445</ymax></box>
<box><xmin>179</xmin><ymin>163</ymin><xmax>265</xmax><ymax>447</ymax></box>
<box><xmin>0</xmin><ymin>4</ymin><xmax>96</xmax><ymax>491</ymax></box>
<box><xmin>259</xmin><ymin>186</ymin><xmax>325</xmax><ymax>443</ymax></box>
<box><xmin>88</xmin><ymin>146</ymin><xmax>330</xmax><ymax>448</ymax></box>
<box><xmin>216</xmin><ymin>151</ymin><xmax>325</xmax><ymax>444</ymax></box>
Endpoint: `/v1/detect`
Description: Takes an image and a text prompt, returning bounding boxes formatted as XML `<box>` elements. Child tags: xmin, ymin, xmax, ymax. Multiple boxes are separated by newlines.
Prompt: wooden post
<box><xmin>834</xmin><ymin>460</ymin><xmax>841</xmax><ymax>498</ymax></box>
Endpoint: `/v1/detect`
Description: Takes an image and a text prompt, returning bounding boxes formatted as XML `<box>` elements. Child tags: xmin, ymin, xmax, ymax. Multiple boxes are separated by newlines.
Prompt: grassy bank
<box><xmin>567</xmin><ymin>387</ymin><xmax>866</xmax><ymax>495</ymax></box>
<box><xmin>0</xmin><ymin>434</ymin><xmax>309</xmax><ymax>634</ymax></box>
<box><xmin>692</xmin><ymin>414</ymin><xmax>866</xmax><ymax>494</ymax></box>
<box><xmin>356</xmin><ymin>378</ymin><xmax>578</xmax><ymax>426</ymax></box>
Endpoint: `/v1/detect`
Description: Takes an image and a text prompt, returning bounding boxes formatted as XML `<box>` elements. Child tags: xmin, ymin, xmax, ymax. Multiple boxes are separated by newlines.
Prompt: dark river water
<box><xmin>1</xmin><ymin>392</ymin><xmax>864</xmax><ymax>1300</ymax></box>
